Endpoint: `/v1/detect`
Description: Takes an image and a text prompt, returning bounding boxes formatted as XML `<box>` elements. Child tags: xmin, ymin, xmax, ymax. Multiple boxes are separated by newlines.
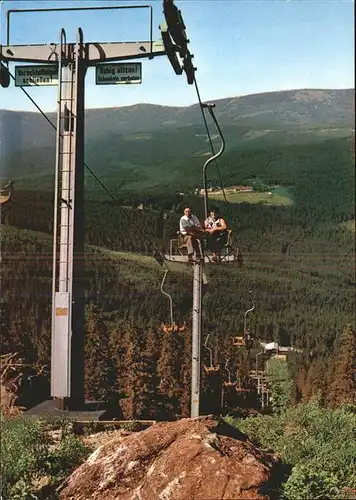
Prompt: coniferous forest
<box><xmin>1</xmin><ymin>130</ymin><xmax>355</xmax><ymax>419</ymax></box>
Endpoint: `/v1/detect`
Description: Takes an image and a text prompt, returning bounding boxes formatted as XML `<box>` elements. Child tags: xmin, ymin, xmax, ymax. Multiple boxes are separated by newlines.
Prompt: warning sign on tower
<box><xmin>15</xmin><ymin>65</ymin><xmax>58</xmax><ymax>86</ymax></box>
<box><xmin>95</xmin><ymin>62</ymin><xmax>142</xmax><ymax>85</ymax></box>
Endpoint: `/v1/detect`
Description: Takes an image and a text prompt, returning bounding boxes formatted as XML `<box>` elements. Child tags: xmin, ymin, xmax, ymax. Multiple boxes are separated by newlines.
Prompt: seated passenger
<box><xmin>179</xmin><ymin>207</ymin><xmax>205</xmax><ymax>262</ymax></box>
<box><xmin>204</xmin><ymin>208</ymin><xmax>228</xmax><ymax>261</ymax></box>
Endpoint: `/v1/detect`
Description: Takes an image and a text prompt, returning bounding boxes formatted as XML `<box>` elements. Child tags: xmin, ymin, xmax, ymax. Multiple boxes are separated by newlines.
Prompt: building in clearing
<box><xmin>259</xmin><ymin>341</ymin><xmax>302</xmax><ymax>360</ymax></box>
<box><xmin>234</xmin><ymin>186</ymin><xmax>253</xmax><ymax>192</ymax></box>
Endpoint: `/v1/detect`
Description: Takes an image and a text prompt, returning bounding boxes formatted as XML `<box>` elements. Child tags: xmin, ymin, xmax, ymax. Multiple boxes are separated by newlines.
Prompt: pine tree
<box><xmin>35</xmin><ymin>321</ymin><xmax>51</xmax><ymax>367</ymax></box>
<box><xmin>142</xmin><ymin>328</ymin><xmax>163</xmax><ymax>419</ymax></box>
<box><xmin>84</xmin><ymin>303</ymin><xmax>114</xmax><ymax>401</ymax></box>
<box><xmin>0</xmin><ymin>298</ymin><xmax>10</xmax><ymax>354</ymax></box>
<box><xmin>120</xmin><ymin>327</ymin><xmax>162</xmax><ymax>420</ymax></box>
<box><xmin>110</xmin><ymin>324</ymin><xmax>132</xmax><ymax>416</ymax></box>
<box><xmin>157</xmin><ymin>330</ymin><xmax>185</xmax><ymax>419</ymax></box>
<box><xmin>120</xmin><ymin>335</ymin><xmax>144</xmax><ymax>419</ymax></box>
<box><xmin>305</xmin><ymin>357</ymin><xmax>327</xmax><ymax>402</ymax></box>
<box><xmin>327</xmin><ymin>324</ymin><xmax>356</xmax><ymax>406</ymax></box>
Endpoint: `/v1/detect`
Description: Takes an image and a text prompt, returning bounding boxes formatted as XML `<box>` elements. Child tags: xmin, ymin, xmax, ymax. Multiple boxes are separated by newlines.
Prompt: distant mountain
<box><xmin>0</xmin><ymin>89</ymin><xmax>353</xmax><ymax>155</ymax></box>
<box><xmin>0</xmin><ymin>88</ymin><xmax>354</xmax><ymax>188</ymax></box>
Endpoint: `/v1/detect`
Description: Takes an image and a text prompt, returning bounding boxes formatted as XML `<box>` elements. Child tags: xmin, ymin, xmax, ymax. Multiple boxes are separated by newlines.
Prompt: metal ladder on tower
<box><xmin>51</xmin><ymin>28</ymin><xmax>80</xmax><ymax>406</ymax></box>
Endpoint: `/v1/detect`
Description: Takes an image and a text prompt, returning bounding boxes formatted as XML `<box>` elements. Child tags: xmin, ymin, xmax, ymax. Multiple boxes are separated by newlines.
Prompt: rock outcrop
<box><xmin>59</xmin><ymin>416</ymin><xmax>279</xmax><ymax>500</ymax></box>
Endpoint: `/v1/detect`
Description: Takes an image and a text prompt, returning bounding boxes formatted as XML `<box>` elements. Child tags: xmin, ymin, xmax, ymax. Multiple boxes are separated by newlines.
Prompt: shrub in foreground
<box><xmin>226</xmin><ymin>399</ymin><xmax>356</xmax><ymax>499</ymax></box>
<box><xmin>0</xmin><ymin>415</ymin><xmax>90</xmax><ymax>499</ymax></box>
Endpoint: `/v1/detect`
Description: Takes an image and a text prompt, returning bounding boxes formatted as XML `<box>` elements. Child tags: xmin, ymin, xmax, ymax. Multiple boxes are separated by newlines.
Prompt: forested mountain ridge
<box><xmin>2</xmin><ymin>133</ymin><xmax>354</xmax><ymax>198</ymax></box>
<box><xmin>1</xmin><ymin>88</ymin><xmax>354</xmax><ymax>187</ymax></box>
<box><xmin>1</xmin><ymin>88</ymin><xmax>353</xmax><ymax>153</ymax></box>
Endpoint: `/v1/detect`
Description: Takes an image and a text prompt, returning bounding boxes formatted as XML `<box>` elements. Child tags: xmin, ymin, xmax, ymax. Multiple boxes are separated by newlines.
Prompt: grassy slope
<box><xmin>1</xmin><ymin>225</ymin><xmax>188</xmax><ymax>292</ymax></box>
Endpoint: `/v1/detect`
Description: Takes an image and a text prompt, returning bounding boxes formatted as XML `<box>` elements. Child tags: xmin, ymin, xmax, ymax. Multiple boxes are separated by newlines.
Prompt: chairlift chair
<box><xmin>203</xmin><ymin>334</ymin><xmax>220</xmax><ymax>374</ymax></box>
<box><xmin>166</xmin><ymin>229</ymin><xmax>236</xmax><ymax>265</ymax></box>
<box><xmin>0</xmin><ymin>181</ymin><xmax>14</xmax><ymax>207</ymax></box>
<box><xmin>176</xmin><ymin>322</ymin><xmax>187</xmax><ymax>332</ymax></box>
<box><xmin>232</xmin><ymin>336</ymin><xmax>245</xmax><ymax>347</ymax></box>
<box><xmin>232</xmin><ymin>292</ymin><xmax>255</xmax><ymax>347</ymax></box>
<box><xmin>161</xmin><ymin>322</ymin><xmax>174</xmax><ymax>333</ymax></box>
<box><xmin>234</xmin><ymin>375</ymin><xmax>243</xmax><ymax>391</ymax></box>
<box><xmin>164</xmin><ymin>102</ymin><xmax>238</xmax><ymax>267</ymax></box>
<box><xmin>160</xmin><ymin>321</ymin><xmax>187</xmax><ymax>334</ymax></box>
<box><xmin>223</xmin><ymin>359</ymin><xmax>235</xmax><ymax>387</ymax></box>
<box><xmin>159</xmin><ymin>268</ymin><xmax>186</xmax><ymax>334</ymax></box>
<box><xmin>204</xmin><ymin>365</ymin><xmax>220</xmax><ymax>374</ymax></box>
<box><xmin>168</xmin><ymin>230</ymin><xmax>205</xmax><ymax>262</ymax></box>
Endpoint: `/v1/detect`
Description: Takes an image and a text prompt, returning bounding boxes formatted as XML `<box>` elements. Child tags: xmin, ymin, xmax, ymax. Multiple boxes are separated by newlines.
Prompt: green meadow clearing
<box><xmin>209</xmin><ymin>187</ymin><xmax>294</xmax><ymax>205</ymax></box>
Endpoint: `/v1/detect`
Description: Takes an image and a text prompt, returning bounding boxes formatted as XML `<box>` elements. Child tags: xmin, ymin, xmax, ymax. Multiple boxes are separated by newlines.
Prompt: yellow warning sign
<box><xmin>56</xmin><ymin>307</ymin><xmax>68</xmax><ymax>316</ymax></box>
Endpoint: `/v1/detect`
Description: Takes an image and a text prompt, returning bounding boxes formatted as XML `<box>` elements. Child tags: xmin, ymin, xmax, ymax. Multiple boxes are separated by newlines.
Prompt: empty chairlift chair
<box><xmin>0</xmin><ymin>181</ymin><xmax>14</xmax><ymax>207</ymax></box>
<box><xmin>223</xmin><ymin>360</ymin><xmax>235</xmax><ymax>387</ymax></box>
<box><xmin>232</xmin><ymin>336</ymin><xmax>245</xmax><ymax>347</ymax></box>
<box><xmin>159</xmin><ymin>267</ymin><xmax>186</xmax><ymax>334</ymax></box>
<box><xmin>232</xmin><ymin>291</ymin><xmax>255</xmax><ymax>348</ymax></box>
<box><xmin>203</xmin><ymin>334</ymin><xmax>220</xmax><ymax>374</ymax></box>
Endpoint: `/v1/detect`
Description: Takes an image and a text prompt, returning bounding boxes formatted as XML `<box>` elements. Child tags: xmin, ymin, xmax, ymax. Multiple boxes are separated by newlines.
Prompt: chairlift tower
<box><xmin>1</xmin><ymin>1</ymin><xmax>194</xmax><ymax>413</ymax></box>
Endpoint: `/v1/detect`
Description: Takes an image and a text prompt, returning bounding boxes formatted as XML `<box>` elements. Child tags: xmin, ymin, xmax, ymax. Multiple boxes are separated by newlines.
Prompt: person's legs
<box><xmin>215</xmin><ymin>231</ymin><xmax>228</xmax><ymax>255</ymax></box>
<box><xmin>207</xmin><ymin>231</ymin><xmax>228</xmax><ymax>261</ymax></box>
<box><xmin>208</xmin><ymin>233</ymin><xmax>219</xmax><ymax>256</ymax></box>
<box><xmin>190</xmin><ymin>236</ymin><xmax>202</xmax><ymax>260</ymax></box>
<box><xmin>193</xmin><ymin>237</ymin><xmax>204</xmax><ymax>260</ymax></box>
<box><xmin>184</xmin><ymin>233</ymin><xmax>205</xmax><ymax>261</ymax></box>
<box><xmin>183</xmin><ymin>235</ymin><xmax>194</xmax><ymax>257</ymax></box>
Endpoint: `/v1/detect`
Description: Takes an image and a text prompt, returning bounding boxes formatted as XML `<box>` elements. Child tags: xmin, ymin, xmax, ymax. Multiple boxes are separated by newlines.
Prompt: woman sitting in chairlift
<box><xmin>204</xmin><ymin>207</ymin><xmax>228</xmax><ymax>261</ymax></box>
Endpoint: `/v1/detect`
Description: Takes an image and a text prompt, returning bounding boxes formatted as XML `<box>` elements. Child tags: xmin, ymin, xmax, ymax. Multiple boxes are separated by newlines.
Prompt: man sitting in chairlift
<box><xmin>179</xmin><ymin>207</ymin><xmax>205</xmax><ymax>263</ymax></box>
<box><xmin>204</xmin><ymin>207</ymin><xmax>228</xmax><ymax>261</ymax></box>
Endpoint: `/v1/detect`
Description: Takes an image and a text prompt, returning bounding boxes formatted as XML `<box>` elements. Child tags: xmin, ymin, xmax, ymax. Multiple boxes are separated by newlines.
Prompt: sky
<box><xmin>0</xmin><ymin>0</ymin><xmax>354</xmax><ymax>111</ymax></box>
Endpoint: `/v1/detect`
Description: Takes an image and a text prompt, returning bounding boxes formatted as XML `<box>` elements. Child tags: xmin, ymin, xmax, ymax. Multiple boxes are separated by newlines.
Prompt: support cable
<box><xmin>193</xmin><ymin>75</ymin><xmax>227</xmax><ymax>204</ymax></box>
<box><xmin>7</xmin><ymin>69</ymin><xmax>166</xmax><ymax>263</ymax></box>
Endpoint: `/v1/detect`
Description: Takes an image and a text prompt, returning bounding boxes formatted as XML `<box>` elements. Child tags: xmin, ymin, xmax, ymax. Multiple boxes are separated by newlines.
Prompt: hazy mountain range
<box><xmin>0</xmin><ymin>88</ymin><xmax>354</xmax><ymax>187</ymax></box>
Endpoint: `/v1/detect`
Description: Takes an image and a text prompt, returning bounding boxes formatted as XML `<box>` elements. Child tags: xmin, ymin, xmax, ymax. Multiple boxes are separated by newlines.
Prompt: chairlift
<box><xmin>159</xmin><ymin>267</ymin><xmax>186</xmax><ymax>333</ymax></box>
<box><xmin>223</xmin><ymin>359</ymin><xmax>235</xmax><ymax>387</ymax></box>
<box><xmin>160</xmin><ymin>321</ymin><xmax>187</xmax><ymax>334</ymax></box>
<box><xmin>0</xmin><ymin>181</ymin><xmax>14</xmax><ymax>206</ymax></box>
<box><xmin>234</xmin><ymin>374</ymin><xmax>243</xmax><ymax>392</ymax></box>
<box><xmin>232</xmin><ymin>290</ymin><xmax>255</xmax><ymax>348</ymax></box>
<box><xmin>232</xmin><ymin>336</ymin><xmax>245</xmax><ymax>347</ymax></box>
<box><xmin>166</xmin><ymin>225</ymin><xmax>238</xmax><ymax>266</ymax></box>
<box><xmin>164</xmin><ymin>102</ymin><xmax>237</xmax><ymax>267</ymax></box>
<box><xmin>203</xmin><ymin>334</ymin><xmax>220</xmax><ymax>374</ymax></box>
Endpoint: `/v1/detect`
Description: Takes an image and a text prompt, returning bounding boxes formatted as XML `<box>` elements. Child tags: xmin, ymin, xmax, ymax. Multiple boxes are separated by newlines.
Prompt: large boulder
<box><xmin>59</xmin><ymin>416</ymin><xmax>279</xmax><ymax>500</ymax></box>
